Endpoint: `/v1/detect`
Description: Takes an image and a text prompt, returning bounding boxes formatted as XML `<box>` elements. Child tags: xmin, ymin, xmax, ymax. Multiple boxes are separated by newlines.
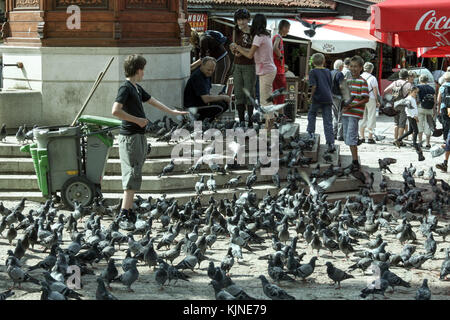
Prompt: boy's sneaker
<box><xmin>349</xmin><ymin>162</ymin><xmax>361</xmax><ymax>172</ymax></box>
<box><xmin>436</xmin><ymin>162</ymin><xmax>448</xmax><ymax>172</ymax></box>
<box><xmin>418</xmin><ymin>152</ymin><xmax>425</xmax><ymax>162</ymax></box>
<box><xmin>337</xmin><ymin>136</ymin><xmax>344</xmax><ymax>141</ymax></box>
<box><xmin>357</xmin><ymin>138</ymin><xmax>365</xmax><ymax>145</ymax></box>
<box><xmin>327</xmin><ymin>144</ymin><xmax>336</xmax><ymax>153</ymax></box>
<box><xmin>367</xmin><ymin>138</ymin><xmax>376</xmax><ymax>144</ymax></box>
<box><xmin>393</xmin><ymin>140</ymin><xmax>402</xmax><ymax>148</ymax></box>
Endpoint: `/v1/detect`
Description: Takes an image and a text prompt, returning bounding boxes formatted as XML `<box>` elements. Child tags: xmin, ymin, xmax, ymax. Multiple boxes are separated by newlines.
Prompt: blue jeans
<box><xmin>307</xmin><ymin>102</ymin><xmax>335</xmax><ymax>145</ymax></box>
<box><xmin>342</xmin><ymin>116</ymin><xmax>360</xmax><ymax>146</ymax></box>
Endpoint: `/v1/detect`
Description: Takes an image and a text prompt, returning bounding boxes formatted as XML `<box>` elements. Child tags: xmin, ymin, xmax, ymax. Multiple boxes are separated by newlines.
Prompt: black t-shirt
<box><xmin>309</xmin><ymin>68</ymin><xmax>333</xmax><ymax>104</ymax></box>
<box><xmin>115</xmin><ymin>80</ymin><xmax>151</xmax><ymax>135</ymax></box>
<box><xmin>200</xmin><ymin>35</ymin><xmax>226</xmax><ymax>59</ymax></box>
<box><xmin>184</xmin><ymin>68</ymin><xmax>211</xmax><ymax>108</ymax></box>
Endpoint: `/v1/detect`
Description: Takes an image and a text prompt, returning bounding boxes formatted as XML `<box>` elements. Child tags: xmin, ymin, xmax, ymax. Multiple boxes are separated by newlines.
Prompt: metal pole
<box><xmin>71</xmin><ymin>57</ymin><xmax>115</xmax><ymax>126</ymax></box>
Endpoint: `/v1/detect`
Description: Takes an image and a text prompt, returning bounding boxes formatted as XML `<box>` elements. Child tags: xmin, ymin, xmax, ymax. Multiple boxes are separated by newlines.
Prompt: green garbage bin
<box><xmin>20</xmin><ymin>115</ymin><xmax>121</xmax><ymax>209</ymax></box>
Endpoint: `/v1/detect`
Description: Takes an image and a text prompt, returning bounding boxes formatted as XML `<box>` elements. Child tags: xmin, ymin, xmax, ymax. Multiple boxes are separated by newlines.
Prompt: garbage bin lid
<box><xmin>78</xmin><ymin>115</ymin><xmax>122</xmax><ymax>127</ymax></box>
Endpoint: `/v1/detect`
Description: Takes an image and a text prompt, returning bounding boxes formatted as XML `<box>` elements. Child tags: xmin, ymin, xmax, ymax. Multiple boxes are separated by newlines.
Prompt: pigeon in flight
<box><xmin>295</xmin><ymin>16</ymin><xmax>330</xmax><ymax>37</ymax></box>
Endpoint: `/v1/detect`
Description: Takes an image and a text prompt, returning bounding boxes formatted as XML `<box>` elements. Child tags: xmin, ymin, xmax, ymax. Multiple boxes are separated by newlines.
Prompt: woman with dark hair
<box><xmin>190</xmin><ymin>31</ymin><xmax>231</xmax><ymax>85</ymax></box>
<box><xmin>231</xmin><ymin>14</ymin><xmax>277</xmax><ymax>131</ymax></box>
<box><xmin>230</xmin><ymin>8</ymin><xmax>256</xmax><ymax>127</ymax></box>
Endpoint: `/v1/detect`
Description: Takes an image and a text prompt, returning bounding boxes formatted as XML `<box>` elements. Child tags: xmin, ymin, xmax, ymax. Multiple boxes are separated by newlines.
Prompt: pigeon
<box><xmin>221</xmin><ymin>247</ymin><xmax>235</xmax><ymax>275</ymax></box>
<box><xmin>113</xmin><ymin>258</ymin><xmax>139</xmax><ymax>292</ymax></box>
<box><xmin>380</xmin><ymin>264</ymin><xmax>411</xmax><ymax>292</ymax></box>
<box><xmin>195</xmin><ymin>176</ymin><xmax>206</xmax><ymax>195</ymax></box>
<box><xmin>225</xmin><ymin>175</ymin><xmax>241</xmax><ymax>189</ymax></box>
<box><xmin>15</xmin><ymin>126</ymin><xmax>26</xmax><ymax>144</ymax></box>
<box><xmin>348</xmin><ymin>256</ymin><xmax>374</xmax><ymax>274</ymax></box>
<box><xmin>209</xmin><ymin>280</ymin><xmax>236</xmax><ymax>300</ymax></box>
<box><xmin>325</xmin><ymin>262</ymin><xmax>354</xmax><ymax>289</ymax></box>
<box><xmin>0</xmin><ymin>124</ymin><xmax>6</xmax><ymax>142</ymax></box>
<box><xmin>174</xmin><ymin>249</ymin><xmax>201</xmax><ymax>272</ymax></box>
<box><xmin>158</xmin><ymin>259</ymin><xmax>190</xmax><ymax>285</ymax></box>
<box><xmin>294</xmin><ymin>257</ymin><xmax>318</xmax><ymax>281</ymax></box>
<box><xmin>266</xmin><ymin>87</ymin><xmax>288</xmax><ymax>103</ymax></box>
<box><xmin>159</xmin><ymin>159</ymin><xmax>175</xmax><ymax>178</ymax></box>
<box><xmin>360</xmin><ymin>277</ymin><xmax>389</xmax><ymax>299</ymax></box>
<box><xmin>43</xmin><ymin>272</ymin><xmax>83</xmax><ymax>300</ymax></box>
<box><xmin>378</xmin><ymin>158</ymin><xmax>396</xmax><ymax>173</ymax></box>
<box><xmin>155</xmin><ymin>262</ymin><xmax>169</xmax><ymax>290</ymax></box>
<box><xmin>258</xmin><ymin>275</ymin><xmax>295</xmax><ymax>300</ymax></box>
<box><xmin>310</xmin><ymin>233</ymin><xmax>322</xmax><ymax>256</ymax></box>
<box><xmin>424</xmin><ymin>233</ymin><xmax>437</xmax><ymax>257</ymax></box>
<box><xmin>0</xmin><ymin>289</ymin><xmax>14</xmax><ymax>300</ymax></box>
<box><xmin>222</xmin><ymin>276</ymin><xmax>255</xmax><ymax>300</ymax></box>
<box><xmin>40</xmin><ymin>281</ymin><xmax>66</xmax><ymax>300</ymax></box>
<box><xmin>295</xmin><ymin>16</ymin><xmax>329</xmax><ymax>37</ymax></box>
<box><xmin>7</xmin><ymin>258</ymin><xmax>40</xmax><ymax>288</ymax></box>
<box><xmin>206</xmin><ymin>174</ymin><xmax>217</xmax><ymax>193</ymax></box>
<box><xmin>100</xmin><ymin>258</ymin><xmax>119</xmax><ymax>289</ymax></box>
<box><xmin>439</xmin><ymin>249</ymin><xmax>450</xmax><ymax>280</ymax></box>
<box><xmin>246</xmin><ymin>168</ymin><xmax>257</xmax><ymax>190</ymax></box>
<box><xmin>272</xmin><ymin>172</ymin><xmax>281</xmax><ymax>188</ymax></box>
<box><xmin>415</xmin><ymin>279</ymin><xmax>431</xmax><ymax>300</ymax></box>
<box><xmin>28</xmin><ymin>244</ymin><xmax>58</xmax><ymax>271</ymax></box>
<box><xmin>96</xmin><ymin>277</ymin><xmax>118</xmax><ymax>300</ymax></box>
<box><xmin>268</xmin><ymin>258</ymin><xmax>295</xmax><ymax>283</ymax></box>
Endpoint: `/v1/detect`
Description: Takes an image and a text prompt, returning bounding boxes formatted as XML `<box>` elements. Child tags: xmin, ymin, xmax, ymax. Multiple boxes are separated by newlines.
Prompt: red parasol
<box><xmin>370</xmin><ymin>0</ymin><xmax>450</xmax><ymax>49</ymax></box>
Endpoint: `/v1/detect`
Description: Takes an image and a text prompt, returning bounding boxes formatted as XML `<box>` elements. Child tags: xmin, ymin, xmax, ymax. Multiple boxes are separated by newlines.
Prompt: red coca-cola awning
<box><xmin>370</xmin><ymin>0</ymin><xmax>450</xmax><ymax>49</ymax></box>
<box><xmin>417</xmin><ymin>46</ymin><xmax>450</xmax><ymax>58</ymax></box>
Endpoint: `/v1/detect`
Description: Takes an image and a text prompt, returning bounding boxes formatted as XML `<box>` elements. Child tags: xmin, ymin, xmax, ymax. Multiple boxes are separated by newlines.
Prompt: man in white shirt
<box><xmin>284</xmin><ymin>64</ymin><xmax>295</xmax><ymax>77</ymax></box>
<box><xmin>360</xmin><ymin>62</ymin><xmax>380</xmax><ymax>144</ymax></box>
<box><xmin>342</xmin><ymin>57</ymin><xmax>352</xmax><ymax>79</ymax></box>
<box><xmin>438</xmin><ymin>67</ymin><xmax>450</xmax><ymax>86</ymax></box>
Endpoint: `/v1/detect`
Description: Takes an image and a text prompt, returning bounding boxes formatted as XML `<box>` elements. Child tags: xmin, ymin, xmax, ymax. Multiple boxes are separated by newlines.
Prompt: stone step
<box><xmin>0</xmin><ymin>164</ymin><xmax>360</xmax><ymax>192</ymax></box>
<box><xmin>0</xmin><ymin>143</ymin><xmax>337</xmax><ymax>175</ymax></box>
<box><xmin>0</xmin><ymin>176</ymin><xmax>364</xmax><ymax>206</ymax></box>
<box><xmin>0</xmin><ymin>124</ymin><xmax>308</xmax><ymax>160</ymax></box>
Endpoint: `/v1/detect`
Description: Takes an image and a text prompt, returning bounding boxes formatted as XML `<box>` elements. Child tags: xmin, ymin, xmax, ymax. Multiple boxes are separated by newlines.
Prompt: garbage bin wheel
<box><xmin>61</xmin><ymin>176</ymin><xmax>95</xmax><ymax>210</ymax></box>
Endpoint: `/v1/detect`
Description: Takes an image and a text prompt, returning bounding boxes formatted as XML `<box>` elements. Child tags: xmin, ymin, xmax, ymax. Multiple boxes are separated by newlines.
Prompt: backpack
<box><xmin>391</xmin><ymin>80</ymin><xmax>407</xmax><ymax>102</ymax></box>
<box><xmin>331</xmin><ymin>70</ymin><xmax>342</xmax><ymax>96</ymax></box>
<box><xmin>418</xmin><ymin>84</ymin><xmax>435</xmax><ymax>109</ymax></box>
<box><xmin>443</xmin><ymin>85</ymin><xmax>450</xmax><ymax>109</ymax></box>
<box><xmin>204</xmin><ymin>30</ymin><xmax>228</xmax><ymax>45</ymax></box>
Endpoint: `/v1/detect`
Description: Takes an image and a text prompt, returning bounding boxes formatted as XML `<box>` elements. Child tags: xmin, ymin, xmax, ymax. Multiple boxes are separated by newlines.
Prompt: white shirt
<box><xmin>361</xmin><ymin>71</ymin><xmax>379</xmax><ymax>99</ymax></box>
<box><xmin>342</xmin><ymin>67</ymin><xmax>351</xmax><ymax>79</ymax></box>
<box><xmin>404</xmin><ymin>95</ymin><xmax>418</xmax><ymax>118</ymax></box>
<box><xmin>433</xmin><ymin>70</ymin><xmax>445</xmax><ymax>83</ymax></box>
<box><xmin>285</xmin><ymin>71</ymin><xmax>295</xmax><ymax>77</ymax></box>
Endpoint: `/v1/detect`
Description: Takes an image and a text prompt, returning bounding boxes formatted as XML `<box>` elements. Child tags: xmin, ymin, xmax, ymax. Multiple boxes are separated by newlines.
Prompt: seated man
<box><xmin>184</xmin><ymin>56</ymin><xmax>230</xmax><ymax>121</ymax></box>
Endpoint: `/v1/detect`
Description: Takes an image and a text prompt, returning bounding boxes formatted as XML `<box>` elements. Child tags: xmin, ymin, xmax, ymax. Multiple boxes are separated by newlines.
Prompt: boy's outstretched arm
<box><xmin>146</xmin><ymin>98</ymin><xmax>189</xmax><ymax>116</ymax></box>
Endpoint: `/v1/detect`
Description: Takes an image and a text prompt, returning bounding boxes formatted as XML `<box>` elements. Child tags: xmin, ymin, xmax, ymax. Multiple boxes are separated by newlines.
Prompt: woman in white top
<box><xmin>231</xmin><ymin>14</ymin><xmax>277</xmax><ymax>131</ymax></box>
<box><xmin>393</xmin><ymin>86</ymin><xmax>425</xmax><ymax>160</ymax></box>
<box><xmin>360</xmin><ymin>62</ymin><xmax>380</xmax><ymax>144</ymax></box>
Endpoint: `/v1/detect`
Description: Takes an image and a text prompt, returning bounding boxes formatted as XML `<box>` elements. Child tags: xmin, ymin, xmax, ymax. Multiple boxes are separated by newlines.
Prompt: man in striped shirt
<box><xmin>341</xmin><ymin>55</ymin><xmax>369</xmax><ymax>171</ymax></box>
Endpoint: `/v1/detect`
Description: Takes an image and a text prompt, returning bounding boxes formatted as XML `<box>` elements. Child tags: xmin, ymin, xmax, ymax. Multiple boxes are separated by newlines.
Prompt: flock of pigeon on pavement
<box><xmin>1</xmin><ymin>93</ymin><xmax>450</xmax><ymax>300</ymax></box>
<box><xmin>0</xmin><ymin>153</ymin><xmax>449</xmax><ymax>300</ymax></box>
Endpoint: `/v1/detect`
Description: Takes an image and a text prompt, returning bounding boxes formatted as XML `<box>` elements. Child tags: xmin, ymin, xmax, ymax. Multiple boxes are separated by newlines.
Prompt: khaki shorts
<box><xmin>394</xmin><ymin>108</ymin><xmax>407</xmax><ymax>128</ymax></box>
<box><xmin>118</xmin><ymin>134</ymin><xmax>147</xmax><ymax>191</ymax></box>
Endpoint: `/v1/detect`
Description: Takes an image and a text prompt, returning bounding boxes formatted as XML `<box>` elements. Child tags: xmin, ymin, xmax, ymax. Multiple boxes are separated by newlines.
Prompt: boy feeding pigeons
<box><xmin>112</xmin><ymin>54</ymin><xmax>188</xmax><ymax>224</ymax></box>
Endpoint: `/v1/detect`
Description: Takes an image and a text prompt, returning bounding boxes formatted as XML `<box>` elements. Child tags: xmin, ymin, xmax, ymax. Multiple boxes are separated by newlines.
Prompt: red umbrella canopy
<box><xmin>417</xmin><ymin>46</ymin><xmax>450</xmax><ymax>58</ymax></box>
<box><xmin>370</xmin><ymin>0</ymin><xmax>450</xmax><ymax>49</ymax></box>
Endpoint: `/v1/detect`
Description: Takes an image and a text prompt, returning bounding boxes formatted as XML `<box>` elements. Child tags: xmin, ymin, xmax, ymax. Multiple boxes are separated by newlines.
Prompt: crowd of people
<box><xmin>187</xmin><ymin>9</ymin><xmax>295</xmax><ymax>130</ymax></box>
<box><xmin>184</xmin><ymin>9</ymin><xmax>450</xmax><ymax>174</ymax></box>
